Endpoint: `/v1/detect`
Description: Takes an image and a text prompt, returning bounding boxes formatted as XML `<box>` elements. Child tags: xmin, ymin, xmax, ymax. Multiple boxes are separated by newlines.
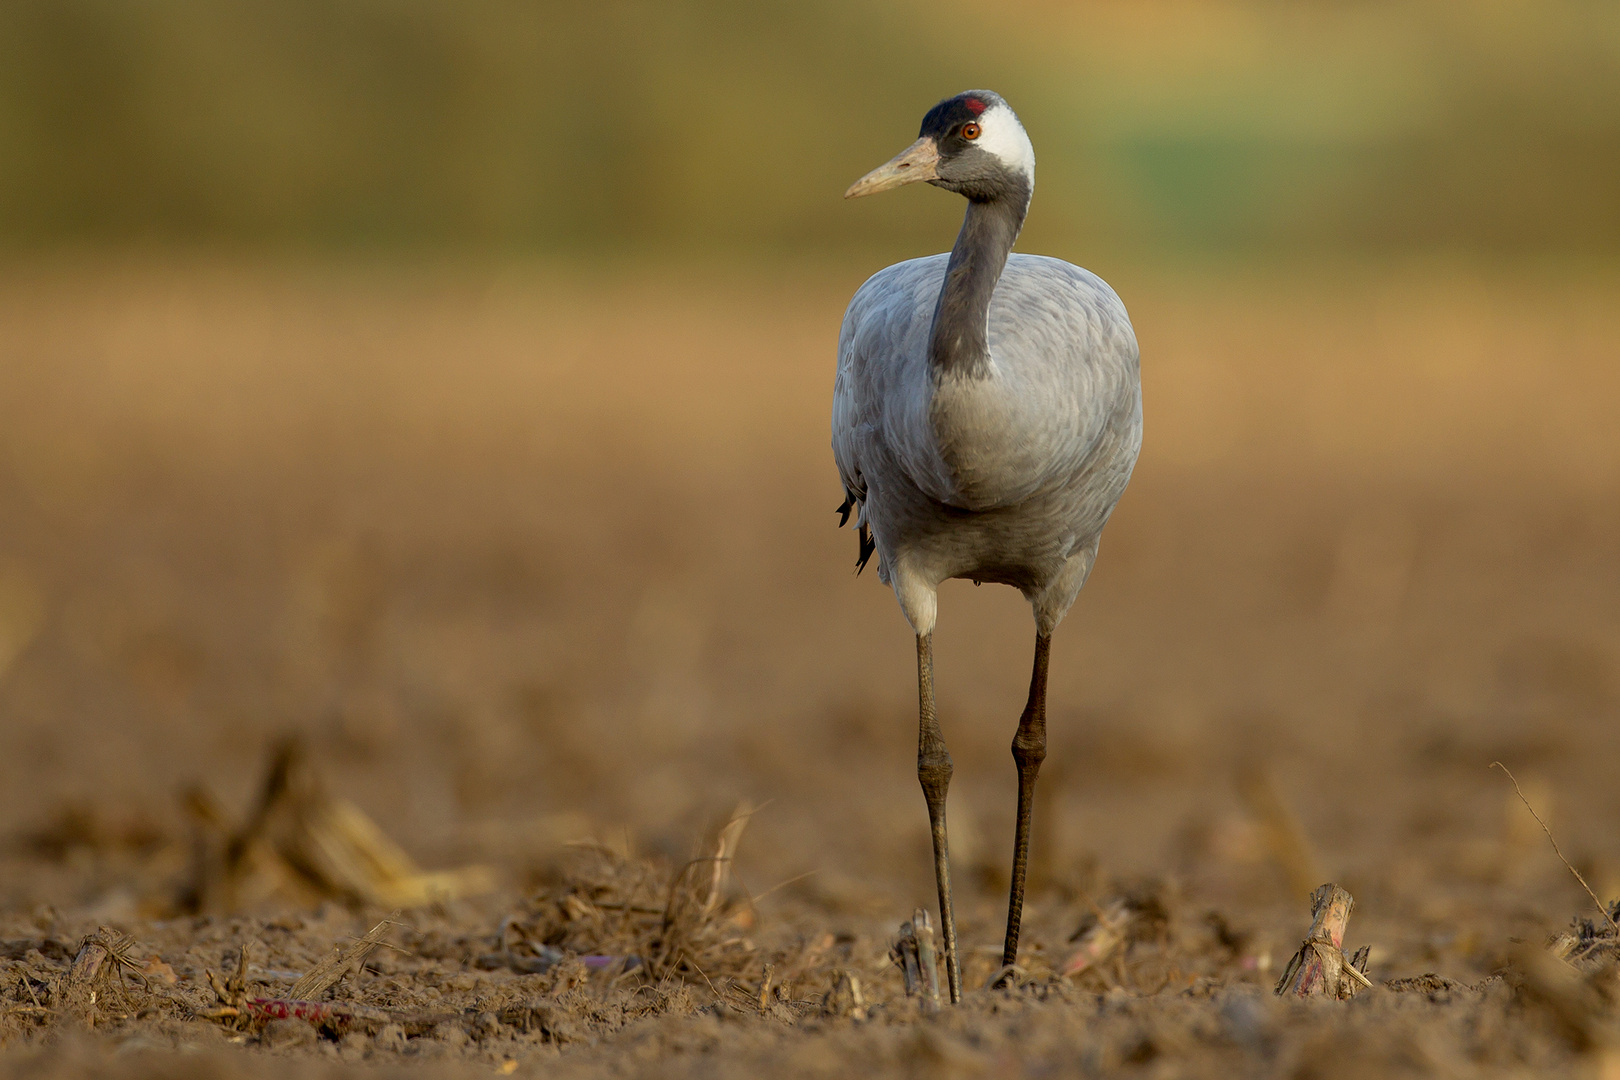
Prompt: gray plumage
<box><xmin>833</xmin><ymin>159</ymin><xmax>1141</xmax><ymax>639</ymax></box>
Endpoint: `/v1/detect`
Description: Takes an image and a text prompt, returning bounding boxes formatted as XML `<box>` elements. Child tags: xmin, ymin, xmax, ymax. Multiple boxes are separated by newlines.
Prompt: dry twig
<box><xmin>1492</xmin><ymin>762</ymin><xmax>1618</xmax><ymax>934</ymax></box>
<box><xmin>289</xmin><ymin>912</ymin><xmax>399</xmax><ymax>1000</ymax></box>
<box><xmin>205</xmin><ymin>942</ymin><xmax>253</xmax><ymax>1017</ymax></box>
<box><xmin>822</xmin><ymin>969</ymin><xmax>866</xmax><ymax>1020</ymax></box>
<box><xmin>704</xmin><ymin>802</ymin><xmax>757</xmax><ymax>915</ymax></box>
<box><xmin>187</xmin><ymin>737</ymin><xmax>493</xmax><ymax>913</ymax></box>
<box><xmin>891</xmin><ymin>908</ymin><xmax>942</xmax><ymax>1008</ymax></box>
<box><xmin>60</xmin><ymin>928</ymin><xmax>151</xmax><ymax>1021</ymax></box>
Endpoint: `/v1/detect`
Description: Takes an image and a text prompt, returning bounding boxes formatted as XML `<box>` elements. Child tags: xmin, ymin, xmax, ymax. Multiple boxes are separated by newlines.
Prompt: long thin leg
<box><xmin>1002</xmin><ymin>631</ymin><xmax>1051</xmax><ymax>969</ymax></box>
<box><xmin>916</xmin><ymin>632</ymin><xmax>962</xmax><ymax>1004</ymax></box>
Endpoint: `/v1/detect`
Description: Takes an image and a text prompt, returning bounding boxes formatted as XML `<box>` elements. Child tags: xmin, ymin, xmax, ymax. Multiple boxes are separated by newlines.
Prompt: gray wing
<box><xmin>832</xmin><ymin>257</ymin><xmax>947</xmax><ymax>570</ymax></box>
<box><xmin>833</xmin><ymin>260</ymin><xmax>934</xmax><ymax>490</ymax></box>
<box><xmin>986</xmin><ymin>257</ymin><xmax>1138</xmax><ymax>507</ymax></box>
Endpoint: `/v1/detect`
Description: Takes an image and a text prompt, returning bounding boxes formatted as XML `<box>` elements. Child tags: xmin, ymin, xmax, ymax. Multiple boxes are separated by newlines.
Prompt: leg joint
<box><xmin>1011</xmin><ymin>733</ymin><xmax>1046</xmax><ymax>771</ymax></box>
<box><xmin>918</xmin><ymin>748</ymin><xmax>953</xmax><ymax>804</ymax></box>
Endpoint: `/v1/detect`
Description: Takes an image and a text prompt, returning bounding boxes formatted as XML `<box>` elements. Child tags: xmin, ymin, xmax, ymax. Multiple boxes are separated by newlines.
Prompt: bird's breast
<box><xmin>923</xmin><ymin>369</ymin><xmax>1075</xmax><ymax>510</ymax></box>
<box><xmin>849</xmin><ymin>252</ymin><xmax>1139</xmax><ymax>515</ymax></box>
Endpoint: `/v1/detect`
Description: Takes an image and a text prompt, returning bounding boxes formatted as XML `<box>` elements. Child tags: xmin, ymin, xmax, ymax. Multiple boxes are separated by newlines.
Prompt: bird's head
<box><xmin>845</xmin><ymin>90</ymin><xmax>1034</xmax><ymax>204</ymax></box>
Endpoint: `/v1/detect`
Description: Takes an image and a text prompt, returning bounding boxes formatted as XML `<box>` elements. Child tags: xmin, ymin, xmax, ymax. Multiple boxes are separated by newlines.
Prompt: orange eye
<box><xmin>962</xmin><ymin>122</ymin><xmax>981</xmax><ymax>140</ymax></box>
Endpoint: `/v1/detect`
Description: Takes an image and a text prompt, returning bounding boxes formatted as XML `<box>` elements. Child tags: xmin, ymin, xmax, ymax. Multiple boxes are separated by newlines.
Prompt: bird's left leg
<box><xmin>1001</xmin><ymin>631</ymin><xmax>1051</xmax><ymax>969</ymax></box>
<box><xmin>916</xmin><ymin>632</ymin><xmax>963</xmax><ymax>1004</ymax></box>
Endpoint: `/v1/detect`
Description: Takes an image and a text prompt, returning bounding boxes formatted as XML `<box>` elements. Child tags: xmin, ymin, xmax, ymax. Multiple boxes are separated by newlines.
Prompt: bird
<box><xmin>833</xmin><ymin>90</ymin><xmax>1141</xmax><ymax>1003</ymax></box>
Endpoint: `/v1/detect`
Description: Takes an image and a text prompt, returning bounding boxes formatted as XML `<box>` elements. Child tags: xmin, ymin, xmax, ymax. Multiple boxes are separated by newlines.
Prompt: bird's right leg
<box><xmin>916</xmin><ymin>632</ymin><xmax>962</xmax><ymax>1004</ymax></box>
<box><xmin>1000</xmin><ymin>630</ymin><xmax>1050</xmax><ymax>970</ymax></box>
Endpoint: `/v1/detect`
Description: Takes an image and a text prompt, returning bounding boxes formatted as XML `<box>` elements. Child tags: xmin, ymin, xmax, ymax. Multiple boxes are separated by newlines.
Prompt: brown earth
<box><xmin>1</xmin><ymin>258</ymin><xmax>1619</xmax><ymax>1077</ymax></box>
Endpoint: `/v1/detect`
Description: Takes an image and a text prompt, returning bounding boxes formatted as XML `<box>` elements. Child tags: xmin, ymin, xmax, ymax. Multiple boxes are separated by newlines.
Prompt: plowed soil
<box><xmin>2</xmin><ymin>259</ymin><xmax>1619</xmax><ymax>1078</ymax></box>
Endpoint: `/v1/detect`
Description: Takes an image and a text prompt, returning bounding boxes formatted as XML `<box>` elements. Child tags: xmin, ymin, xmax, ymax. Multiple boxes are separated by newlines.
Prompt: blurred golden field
<box><xmin>2</xmin><ymin>1</ymin><xmax>1620</xmax><ymax>1076</ymax></box>
<box><xmin>2</xmin><ymin>257</ymin><xmax>1620</xmax><ymax>1075</ymax></box>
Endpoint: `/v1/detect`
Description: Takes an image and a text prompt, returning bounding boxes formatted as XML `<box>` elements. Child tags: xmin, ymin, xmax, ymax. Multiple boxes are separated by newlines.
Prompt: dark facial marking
<box><xmin>918</xmin><ymin>92</ymin><xmax>997</xmax><ymax>142</ymax></box>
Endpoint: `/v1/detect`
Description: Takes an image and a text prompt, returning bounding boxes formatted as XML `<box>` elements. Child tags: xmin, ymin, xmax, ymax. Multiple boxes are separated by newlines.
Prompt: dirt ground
<box><xmin>2</xmin><ymin>258</ymin><xmax>1619</xmax><ymax>1077</ymax></box>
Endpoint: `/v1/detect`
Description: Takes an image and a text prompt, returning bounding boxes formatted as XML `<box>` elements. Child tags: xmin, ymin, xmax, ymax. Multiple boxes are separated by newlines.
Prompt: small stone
<box><xmin>141</xmin><ymin>957</ymin><xmax>179</xmax><ymax>985</ymax></box>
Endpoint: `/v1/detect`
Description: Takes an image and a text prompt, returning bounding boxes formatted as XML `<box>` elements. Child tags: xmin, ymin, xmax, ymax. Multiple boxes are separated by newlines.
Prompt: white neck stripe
<box><xmin>973</xmin><ymin>102</ymin><xmax>1035</xmax><ymax>186</ymax></box>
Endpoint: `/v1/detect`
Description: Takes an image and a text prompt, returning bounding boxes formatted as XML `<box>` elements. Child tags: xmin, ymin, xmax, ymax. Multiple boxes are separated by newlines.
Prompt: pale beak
<box><xmin>844</xmin><ymin>137</ymin><xmax>940</xmax><ymax>199</ymax></box>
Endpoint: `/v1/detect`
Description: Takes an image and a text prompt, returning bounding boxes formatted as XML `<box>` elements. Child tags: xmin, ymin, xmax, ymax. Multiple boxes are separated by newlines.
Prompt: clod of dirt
<box><xmin>499</xmin><ymin>1002</ymin><xmax>585</xmax><ymax>1043</ymax></box>
<box><xmin>1062</xmin><ymin>899</ymin><xmax>1132</xmax><ymax>977</ymax></box>
<box><xmin>432</xmin><ymin>1021</ymin><xmax>469</xmax><ymax>1048</ymax></box>
<box><xmin>1218</xmin><ymin>990</ymin><xmax>1278</xmax><ymax>1053</ymax></box>
<box><xmin>140</xmin><ymin>957</ymin><xmax>178</xmax><ymax>986</ymax></box>
<box><xmin>1504</xmin><ymin>941</ymin><xmax>1620</xmax><ymax>1056</ymax></box>
<box><xmin>260</xmin><ymin>1016</ymin><xmax>317</xmax><ymax>1050</ymax></box>
<box><xmin>1386</xmin><ymin>973</ymin><xmax>1472</xmax><ymax>1001</ymax></box>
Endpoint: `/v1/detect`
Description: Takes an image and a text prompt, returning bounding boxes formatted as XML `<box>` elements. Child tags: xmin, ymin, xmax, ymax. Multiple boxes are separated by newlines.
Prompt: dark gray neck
<box><xmin>927</xmin><ymin>183</ymin><xmax>1029</xmax><ymax>380</ymax></box>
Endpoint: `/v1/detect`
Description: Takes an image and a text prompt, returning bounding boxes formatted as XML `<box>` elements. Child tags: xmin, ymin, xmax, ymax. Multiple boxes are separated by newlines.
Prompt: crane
<box><xmin>834</xmin><ymin>90</ymin><xmax>1142</xmax><ymax>1003</ymax></box>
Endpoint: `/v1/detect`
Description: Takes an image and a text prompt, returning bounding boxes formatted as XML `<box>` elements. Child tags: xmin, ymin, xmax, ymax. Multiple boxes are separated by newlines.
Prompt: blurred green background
<box><xmin>2</xmin><ymin>0</ymin><xmax>1616</xmax><ymax>261</ymax></box>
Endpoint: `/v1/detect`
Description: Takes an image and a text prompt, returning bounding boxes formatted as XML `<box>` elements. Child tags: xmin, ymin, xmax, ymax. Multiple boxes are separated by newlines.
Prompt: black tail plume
<box><xmin>837</xmin><ymin>490</ymin><xmax>875</xmax><ymax>574</ymax></box>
